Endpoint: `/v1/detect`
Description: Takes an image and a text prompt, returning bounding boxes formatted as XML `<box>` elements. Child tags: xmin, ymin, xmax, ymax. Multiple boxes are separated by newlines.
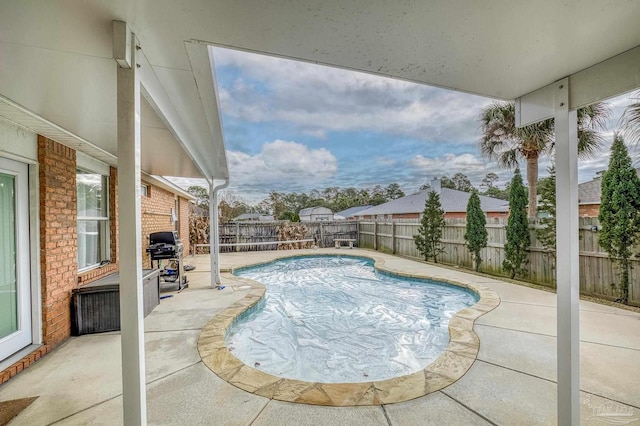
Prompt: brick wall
<box><xmin>38</xmin><ymin>136</ymin><xmax>78</xmax><ymax>347</ymax></box>
<box><xmin>0</xmin><ymin>345</ymin><xmax>50</xmax><ymax>384</ymax></box>
<box><xmin>109</xmin><ymin>167</ymin><xmax>119</xmax><ymax>263</ymax></box>
<box><xmin>4</xmin><ymin>138</ymin><xmax>119</xmax><ymax>383</ymax></box>
<box><xmin>141</xmin><ymin>183</ymin><xmax>177</xmax><ymax>266</ymax></box>
<box><xmin>4</xmin><ymin>142</ymin><xmax>191</xmax><ymax>383</ymax></box>
<box><xmin>579</xmin><ymin>203</ymin><xmax>599</xmax><ymax>217</ymax></box>
<box><xmin>392</xmin><ymin>213</ymin><xmax>420</xmax><ymax>219</ymax></box>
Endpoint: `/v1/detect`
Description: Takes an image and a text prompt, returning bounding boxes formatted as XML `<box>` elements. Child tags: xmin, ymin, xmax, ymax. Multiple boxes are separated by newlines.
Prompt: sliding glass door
<box><xmin>0</xmin><ymin>157</ymin><xmax>31</xmax><ymax>360</ymax></box>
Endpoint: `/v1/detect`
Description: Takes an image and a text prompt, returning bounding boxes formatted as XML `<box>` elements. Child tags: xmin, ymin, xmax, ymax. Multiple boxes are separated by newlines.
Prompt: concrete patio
<box><xmin>0</xmin><ymin>249</ymin><xmax>638</xmax><ymax>425</ymax></box>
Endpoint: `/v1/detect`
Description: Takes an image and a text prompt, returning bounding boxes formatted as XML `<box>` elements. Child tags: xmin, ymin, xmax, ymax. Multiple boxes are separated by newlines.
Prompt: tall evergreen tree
<box><xmin>598</xmin><ymin>134</ymin><xmax>640</xmax><ymax>304</ymax></box>
<box><xmin>536</xmin><ymin>164</ymin><xmax>556</xmax><ymax>251</ymax></box>
<box><xmin>464</xmin><ymin>190</ymin><xmax>488</xmax><ymax>271</ymax></box>
<box><xmin>503</xmin><ymin>168</ymin><xmax>530</xmax><ymax>278</ymax></box>
<box><xmin>535</xmin><ymin>165</ymin><xmax>557</xmax><ymax>285</ymax></box>
<box><xmin>414</xmin><ymin>191</ymin><xmax>446</xmax><ymax>263</ymax></box>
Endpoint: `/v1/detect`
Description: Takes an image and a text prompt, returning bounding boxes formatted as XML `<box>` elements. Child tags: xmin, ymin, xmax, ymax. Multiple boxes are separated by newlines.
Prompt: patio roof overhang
<box><xmin>2</xmin><ymin>2</ymin><xmax>640</xmax><ymax>180</ymax></box>
<box><xmin>2</xmin><ymin>2</ymin><xmax>640</xmax><ymax>425</ymax></box>
<box><xmin>0</xmin><ymin>0</ymin><xmax>640</xmax><ymax>175</ymax></box>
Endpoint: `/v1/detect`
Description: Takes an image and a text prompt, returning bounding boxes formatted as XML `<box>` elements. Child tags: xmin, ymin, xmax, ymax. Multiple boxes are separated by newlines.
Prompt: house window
<box><xmin>140</xmin><ymin>184</ymin><xmax>149</xmax><ymax>197</ymax></box>
<box><xmin>77</xmin><ymin>170</ymin><xmax>109</xmax><ymax>270</ymax></box>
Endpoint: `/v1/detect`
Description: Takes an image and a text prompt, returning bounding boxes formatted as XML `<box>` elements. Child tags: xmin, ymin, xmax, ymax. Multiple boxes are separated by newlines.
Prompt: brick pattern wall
<box><xmin>141</xmin><ymin>183</ymin><xmax>177</xmax><ymax>267</ymax></box>
<box><xmin>579</xmin><ymin>203</ymin><xmax>599</xmax><ymax>217</ymax></box>
<box><xmin>4</xmin><ymin>145</ymin><xmax>191</xmax><ymax>383</ymax></box>
<box><xmin>4</xmin><ymin>138</ymin><xmax>120</xmax><ymax>384</ymax></box>
<box><xmin>109</xmin><ymin>167</ymin><xmax>119</xmax><ymax>263</ymax></box>
<box><xmin>38</xmin><ymin>136</ymin><xmax>78</xmax><ymax>347</ymax></box>
<box><xmin>0</xmin><ymin>345</ymin><xmax>50</xmax><ymax>384</ymax></box>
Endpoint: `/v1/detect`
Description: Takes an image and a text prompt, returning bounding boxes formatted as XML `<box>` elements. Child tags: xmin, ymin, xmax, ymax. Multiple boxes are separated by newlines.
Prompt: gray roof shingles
<box><xmin>355</xmin><ymin>188</ymin><xmax>509</xmax><ymax>216</ymax></box>
<box><xmin>335</xmin><ymin>205</ymin><xmax>373</xmax><ymax>217</ymax></box>
<box><xmin>578</xmin><ymin>168</ymin><xmax>640</xmax><ymax>205</ymax></box>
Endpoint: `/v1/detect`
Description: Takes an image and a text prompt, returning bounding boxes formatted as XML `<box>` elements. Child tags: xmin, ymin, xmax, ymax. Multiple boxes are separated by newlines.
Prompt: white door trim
<box><xmin>0</xmin><ymin>156</ymin><xmax>32</xmax><ymax>360</ymax></box>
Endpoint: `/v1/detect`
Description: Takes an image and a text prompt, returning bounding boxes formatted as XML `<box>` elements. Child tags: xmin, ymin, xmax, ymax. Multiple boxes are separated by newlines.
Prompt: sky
<box><xmin>170</xmin><ymin>46</ymin><xmax>639</xmax><ymax>204</ymax></box>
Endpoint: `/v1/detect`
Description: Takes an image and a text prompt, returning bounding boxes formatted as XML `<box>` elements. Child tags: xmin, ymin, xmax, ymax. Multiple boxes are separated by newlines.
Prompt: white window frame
<box><xmin>77</xmin><ymin>168</ymin><xmax>110</xmax><ymax>272</ymax></box>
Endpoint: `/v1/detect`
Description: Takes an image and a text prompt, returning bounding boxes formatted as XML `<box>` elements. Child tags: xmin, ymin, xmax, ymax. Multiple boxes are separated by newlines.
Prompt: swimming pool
<box><xmin>228</xmin><ymin>256</ymin><xmax>478</xmax><ymax>383</ymax></box>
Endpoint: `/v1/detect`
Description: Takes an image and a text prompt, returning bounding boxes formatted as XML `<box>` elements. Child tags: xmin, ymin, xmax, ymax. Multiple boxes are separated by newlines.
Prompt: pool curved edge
<box><xmin>198</xmin><ymin>251</ymin><xmax>501</xmax><ymax>406</ymax></box>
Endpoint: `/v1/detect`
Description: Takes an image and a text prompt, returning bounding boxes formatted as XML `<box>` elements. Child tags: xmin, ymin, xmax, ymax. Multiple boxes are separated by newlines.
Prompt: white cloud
<box><xmin>409</xmin><ymin>153</ymin><xmax>486</xmax><ymax>172</ymax></box>
<box><xmin>213</xmin><ymin>47</ymin><xmax>492</xmax><ymax>144</ymax></box>
<box><xmin>375</xmin><ymin>156</ymin><xmax>397</xmax><ymax>166</ymax></box>
<box><xmin>227</xmin><ymin>139</ymin><xmax>337</xmax><ymax>187</ymax></box>
<box><xmin>406</xmin><ymin>152</ymin><xmax>511</xmax><ymax>188</ymax></box>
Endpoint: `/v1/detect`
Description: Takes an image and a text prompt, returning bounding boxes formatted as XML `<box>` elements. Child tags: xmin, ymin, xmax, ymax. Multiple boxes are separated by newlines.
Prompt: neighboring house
<box><xmin>299</xmin><ymin>206</ymin><xmax>334</xmax><ymax>222</ymax></box>
<box><xmin>232</xmin><ymin>213</ymin><xmax>274</xmax><ymax>222</ymax></box>
<box><xmin>354</xmin><ymin>179</ymin><xmax>509</xmax><ymax>220</ymax></box>
<box><xmin>577</xmin><ymin>168</ymin><xmax>640</xmax><ymax>217</ymax></box>
<box><xmin>334</xmin><ymin>205</ymin><xmax>373</xmax><ymax>220</ymax></box>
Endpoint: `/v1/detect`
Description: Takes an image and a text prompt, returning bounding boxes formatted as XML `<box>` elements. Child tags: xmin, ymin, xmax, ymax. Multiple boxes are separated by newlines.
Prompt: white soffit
<box><xmin>0</xmin><ymin>95</ymin><xmax>117</xmax><ymax>166</ymax></box>
<box><xmin>2</xmin><ymin>1</ymin><xmax>640</xmax><ymax>179</ymax></box>
<box><xmin>139</xmin><ymin>96</ymin><xmax>205</xmax><ymax>178</ymax></box>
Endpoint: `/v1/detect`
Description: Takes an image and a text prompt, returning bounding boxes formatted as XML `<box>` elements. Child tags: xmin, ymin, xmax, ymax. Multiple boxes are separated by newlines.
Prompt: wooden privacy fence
<box><xmin>190</xmin><ymin>218</ymin><xmax>358</xmax><ymax>253</ymax></box>
<box><xmin>358</xmin><ymin>217</ymin><xmax>640</xmax><ymax>306</ymax></box>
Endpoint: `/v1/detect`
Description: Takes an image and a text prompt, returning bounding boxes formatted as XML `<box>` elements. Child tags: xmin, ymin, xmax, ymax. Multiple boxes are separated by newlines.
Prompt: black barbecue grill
<box><xmin>147</xmin><ymin>231</ymin><xmax>187</xmax><ymax>290</ymax></box>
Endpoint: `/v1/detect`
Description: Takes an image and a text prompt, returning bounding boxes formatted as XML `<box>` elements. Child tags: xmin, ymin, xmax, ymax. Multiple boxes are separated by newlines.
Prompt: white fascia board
<box><xmin>516</xmin><ymin>44</ymin><xmax>640</xmax><ymax>127</ymax></box>
<box><xmin>185</xmin><ymin>40</ymin><xmax>229</xmax><ymax>181</ymax></box>
<box><xmin>142</xmin><ymin>172</ymin><xmax>195</xmax><ymax>201</ymax></box>
<box><xmin>136</xmin><ymin>45</ymin><xmax>211</xmax><ymax>185</ymax></box>
<box><xmin>0</xmin><ymin>94</ymin><xmax>117</xmax><ymax>166</ymax></box>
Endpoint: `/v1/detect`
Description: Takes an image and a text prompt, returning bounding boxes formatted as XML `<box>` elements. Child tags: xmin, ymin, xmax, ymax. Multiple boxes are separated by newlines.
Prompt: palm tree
<box><xmin>479</xmin><ymin>102</ymin><xmax>609</xmax><ymax>219</ymax></box>
<box><xmin>621</xmin><ymin>91</ymin><xmax>640</xmax><ymax>145</ymax></box>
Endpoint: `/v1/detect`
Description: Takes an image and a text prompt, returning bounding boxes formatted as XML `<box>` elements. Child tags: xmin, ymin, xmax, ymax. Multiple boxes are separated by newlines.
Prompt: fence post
<box><xmin>373</xmin><ymin>221</ymin><xmax>378</xmax><ymax>251</ymax></box>
<box><xmin>320</xmin><ymin>223</ymin><xmax>324</xmax><ymax>248</ymax></box>
<box><xmin>235</xmin><ymin>222</ymin><xmax>240</xmax><ymax>252</ymax></box>
<box><xmin>391</xmin><ymin>221</ymin><xmax>396</xmax><ymax>254</ymax></box>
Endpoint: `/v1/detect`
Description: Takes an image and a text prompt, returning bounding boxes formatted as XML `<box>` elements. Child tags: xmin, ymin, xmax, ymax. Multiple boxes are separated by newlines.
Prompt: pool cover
<box><xmin>229</xmin><ymin>256</ymin><xmax>477</xmax><ymax>383</ymax></box>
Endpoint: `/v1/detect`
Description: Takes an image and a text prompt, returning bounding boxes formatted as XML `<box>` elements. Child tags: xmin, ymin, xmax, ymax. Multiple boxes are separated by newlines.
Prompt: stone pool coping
<box><xmin>197</xmin><ymin>252</ymin><xmax>501</xmax><ymax>406</ymax></box>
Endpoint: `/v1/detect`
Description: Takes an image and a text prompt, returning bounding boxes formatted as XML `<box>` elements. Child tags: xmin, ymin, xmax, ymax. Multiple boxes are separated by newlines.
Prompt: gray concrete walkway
<box><xmin>1</xmin><ymin>249</ymin><xmax>639</xmax><ymax>425</ymax></box>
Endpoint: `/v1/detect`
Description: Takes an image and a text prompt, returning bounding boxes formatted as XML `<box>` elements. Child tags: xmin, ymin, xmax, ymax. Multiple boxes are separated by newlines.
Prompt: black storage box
<box><xmin>72</xmin><ymin>269</ymin><xmax>160</xmax><ymax>335</ymax></box>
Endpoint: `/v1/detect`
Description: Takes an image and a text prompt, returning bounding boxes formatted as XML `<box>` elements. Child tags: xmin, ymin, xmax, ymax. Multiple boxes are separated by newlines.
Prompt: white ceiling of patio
<box><xmin>1</xmin><ymin>0</ymin><xmax>640</xmax><ymax>179</ymax></box>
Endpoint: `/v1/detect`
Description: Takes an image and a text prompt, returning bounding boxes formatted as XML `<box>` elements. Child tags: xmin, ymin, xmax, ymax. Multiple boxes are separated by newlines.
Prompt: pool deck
<box><xmin>1</xmin><ymin>248</ymin><xmax>639</xmax><ymax>425</ymax></box>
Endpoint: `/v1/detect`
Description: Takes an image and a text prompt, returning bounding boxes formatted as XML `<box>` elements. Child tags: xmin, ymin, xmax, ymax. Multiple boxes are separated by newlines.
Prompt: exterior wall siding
<box><xmin>38</xmin><ymin>136</ymin><xmax>78</xmax><ymax>347</ymax></box>
<box><xmin>579</xmin><ymin>204</ymin><xmax>599</xmax><ymax>217</ymax></box>
<box><xmin>3</xmin><ymin>139</ymin><xmax>190</xmax><ymax>383</ymax></box>
<box><xmin>140</xmin><ymin>183</ymin><xmax>189</xmax><ymax>267</ymax></box>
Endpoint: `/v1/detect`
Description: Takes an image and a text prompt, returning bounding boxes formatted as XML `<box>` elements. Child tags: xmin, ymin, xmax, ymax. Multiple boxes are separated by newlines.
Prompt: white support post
<box><xmin>554</xmin><ymin>78</ymin><xmax>580</xmax><ymax>426</ymax></box>
<box><xmin>213</xmin><ymin>187</ymin><xmax>220</xmax><ymax>284</ymax></box>
<box><xmin>114</xmin><ymin>21</ymin><xmax>147</xmax><ymax>425</ymax></box>
<box><xmin>209</xmin><ymin>180</ymin><xmax>228</xmax><ymax>287</ymax></box>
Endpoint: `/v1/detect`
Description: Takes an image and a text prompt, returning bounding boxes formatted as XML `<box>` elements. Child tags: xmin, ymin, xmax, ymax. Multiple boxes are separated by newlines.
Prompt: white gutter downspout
<box><xmin>209</xmin><ymin>179</ymin><xmax>229</xmax><ymax>287</ymax></box>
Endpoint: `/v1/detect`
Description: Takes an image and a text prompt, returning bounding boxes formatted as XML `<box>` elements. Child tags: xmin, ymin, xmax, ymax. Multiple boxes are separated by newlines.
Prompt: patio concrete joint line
<box><xmin>476</xmin><ymin>359</ymin><xmax>558</xmax><ymax>385</ymax></box>
<box><xmin>580</xmin><ymin>390</ymin><xmax>640</xmax><ymax>411</ymax></box>
<box><xmin>197</xmin><ymin>250</ymin><xmax>501</xmax><ymax>406</ymax></box>
<box><xmin>474</xmin><ymin>323</ymin><xmax>556</xmax><ymax>339</ymax></box>
<box><xmin>439</xmin><ymin>390</ymin><xmax>499</xmax><ymax>426</ymax></box>
<box><xmin>47</xmin><ymin>394</ymin><xmax>121</xmax><ymax>426</ymax></box>
<box><xmin>145</xmin><ymin>361</ymin><xmax>202</xmax><ymax>386</ymax></box>
<box><xmin>247</xmin><ymin>400</ymin><xmax>271</xmax><ymax>426</ymax></box>
<box><xmin>380</xmin><ymin>404</ymin><xmax>393</xmax><ymax>426</ymax></box>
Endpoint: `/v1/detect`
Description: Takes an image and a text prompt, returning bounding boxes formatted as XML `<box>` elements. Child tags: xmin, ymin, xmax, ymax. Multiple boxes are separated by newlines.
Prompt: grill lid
<box><xmin>149</xmin><ymin>231</ymin><xmax>180</xmax><ymax>245</ymax></box>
